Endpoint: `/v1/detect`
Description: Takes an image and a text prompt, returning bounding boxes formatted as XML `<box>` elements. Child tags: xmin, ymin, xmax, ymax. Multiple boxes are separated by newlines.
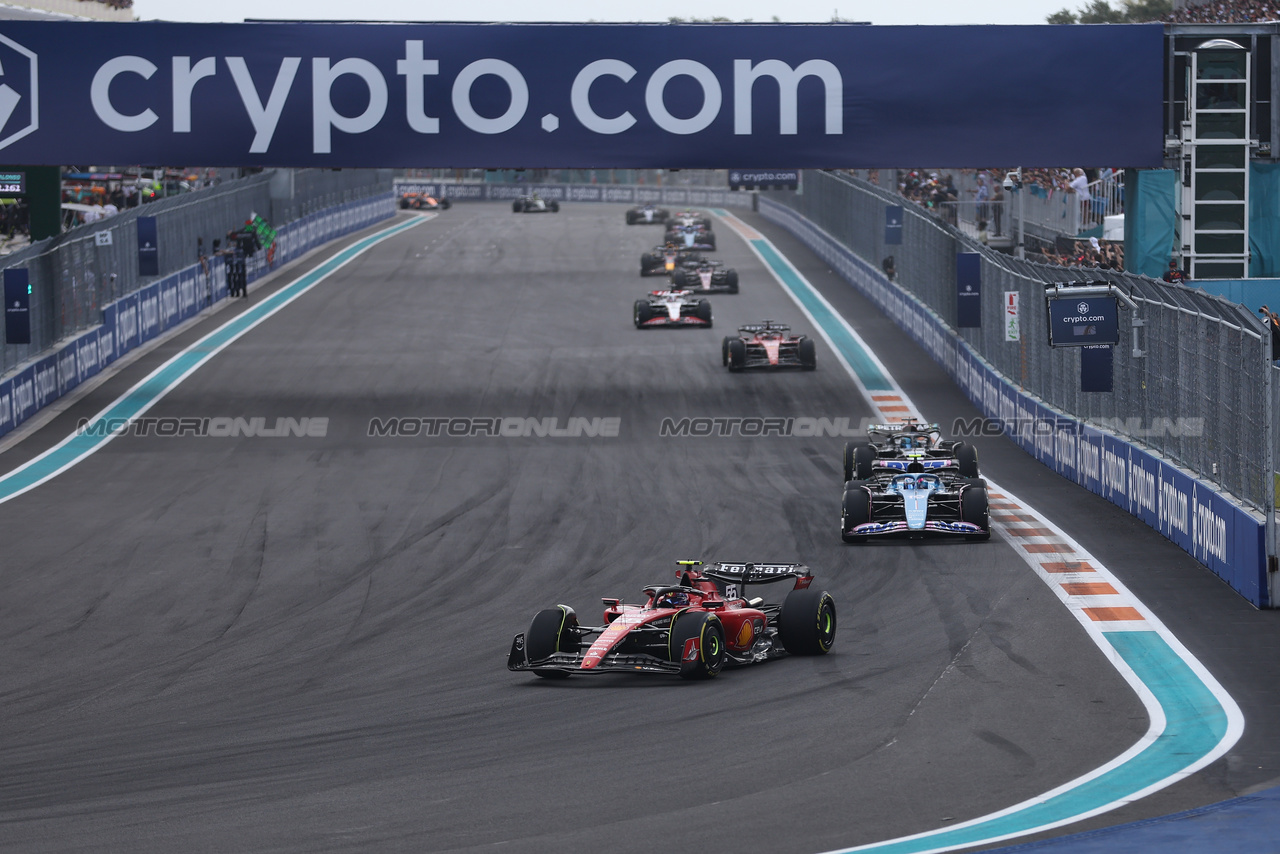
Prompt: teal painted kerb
<box><xmin>0</xmin><ymin>216</ymin><xmax>424</xmax><ymax>504</ymax></box>
<box><xmin>833</xmin><ymin>631</ymin><xmax>1228</xmax><ymax>853</ymax></box>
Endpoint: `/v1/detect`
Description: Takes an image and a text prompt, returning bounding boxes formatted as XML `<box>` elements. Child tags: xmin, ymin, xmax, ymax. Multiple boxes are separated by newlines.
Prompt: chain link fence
<box><xmin>765</xmin><ymin>170</ymin><xmax>1271</xmax><ymax>510</ymax></box>
<box><xmin>1</xmin><ymin>168</ymin><xmax>392</xmax><ymax>376</ymax></box>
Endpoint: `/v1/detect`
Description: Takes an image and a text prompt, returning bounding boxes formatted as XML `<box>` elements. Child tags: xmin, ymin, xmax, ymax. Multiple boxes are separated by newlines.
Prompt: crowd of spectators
<box><xmin>1162</xmin><ymin>0</ymin><xmax>1279</xmax><ymax>23</ymax></box>
<box><xmin>1034</xmin><ymin>236</ymin><xmax>1126</xmax><ymax>272</ymax></box>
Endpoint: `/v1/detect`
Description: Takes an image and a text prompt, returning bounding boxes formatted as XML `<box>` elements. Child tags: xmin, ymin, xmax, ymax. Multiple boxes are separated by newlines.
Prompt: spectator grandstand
<box><xmin>1163</xmin><ymin>0</ymin><xmax>1279</xmax><ymax>22</ymax></box>
<box><xmin>0</xmin><ymin>0</ymin><xmax>131</xmax><ymax>20</ymax></box>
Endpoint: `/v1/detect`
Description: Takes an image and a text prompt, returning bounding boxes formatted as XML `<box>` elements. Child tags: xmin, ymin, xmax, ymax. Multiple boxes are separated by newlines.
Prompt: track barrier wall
<box><xmin>0</xmin><ymin>193</ymin><xmax>394</xmax><ymax>443</ymax></box>
<box><xmin>759</xmin><ymin>195</ymin><xmax>1270</xmax><ymax>607</ymax></box>
<box><xmin>394</xmin><ymin>180</ymin><xmax>754</xmax><ymax>209</ymax></box>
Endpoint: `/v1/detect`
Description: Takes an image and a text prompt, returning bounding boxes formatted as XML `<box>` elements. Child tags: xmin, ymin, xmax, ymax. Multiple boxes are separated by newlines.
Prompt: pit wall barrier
<box><xmin>0</xmin><ymin>193</ymin><xmax>395</xmax><ymax>443</ymax></box>
<box><xmin>393</xmin><ymin>180</ymin><xmax>754</xmax><ymax>208</ymax></box>
<box><xmin>759</xmin><ymin>197</ymin><xmax>1269</xmax><ymax>608</ymax></box>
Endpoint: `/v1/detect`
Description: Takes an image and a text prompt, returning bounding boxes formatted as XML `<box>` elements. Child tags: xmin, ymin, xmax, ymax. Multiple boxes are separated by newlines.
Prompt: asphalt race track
<box><xmin>0</xmin><ymin>203</ymin><xmax>1273</xmax><ymax>853</ymax></box>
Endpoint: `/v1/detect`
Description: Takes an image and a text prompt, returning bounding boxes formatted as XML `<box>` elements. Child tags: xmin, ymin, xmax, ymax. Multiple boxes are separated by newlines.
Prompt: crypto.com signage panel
<box><xmin>0</xmin><ymin>22</ymin><xmax>1164</xmax><ymax>168</ymax></box>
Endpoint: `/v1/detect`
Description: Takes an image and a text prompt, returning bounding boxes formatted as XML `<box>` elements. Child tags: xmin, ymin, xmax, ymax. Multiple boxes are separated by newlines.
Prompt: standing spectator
<box><xmin>882</xmin><ymin>255</ymin><xmax>896</xmax><ymax>281</ymax></box>
<box><xmin>82</xmin><ymin>201</ymin><xmax>103</xmax><ymax>225</ymax></box>
<box><xmin>1261</xmin><ymin>307</ymin><xmax>1280</xmax><ymax>362</ymax></box>
<box><xmin>1069</xmin><ymin>168</ymin><xmax>1092</xmax><ymax>226</ymax></box>
<box><xmin>977</xmin><ymin>220</ymin><xmax>989</xmax><ymax>246</ymax></box>
<box><xmin>1163</xmin><ymin>259</ymin><xmax>1186</xmax><ymax>283</ymax></box>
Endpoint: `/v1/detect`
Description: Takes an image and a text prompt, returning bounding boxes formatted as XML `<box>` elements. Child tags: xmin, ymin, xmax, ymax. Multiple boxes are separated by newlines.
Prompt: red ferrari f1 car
<box><xmin>508</xmin><ymin>561</ymin><xmax>836</xmax><ymax>679</ymax></box>
<box><xmin>722</xmin><ymin>321</ymin><xmax>816</xmax><ymax>370</ymax></box>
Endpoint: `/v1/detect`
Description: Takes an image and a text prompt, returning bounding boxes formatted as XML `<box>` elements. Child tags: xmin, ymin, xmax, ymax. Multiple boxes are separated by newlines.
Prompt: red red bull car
<box><xmin>508</xmin><ymin>561</ymin><xmax>836</xmax><ymax>680</ymax></box>
<box><xmin>722</xmin><ymin>321</ymin><xmax>816</xmax><ymax>371</ymax></box>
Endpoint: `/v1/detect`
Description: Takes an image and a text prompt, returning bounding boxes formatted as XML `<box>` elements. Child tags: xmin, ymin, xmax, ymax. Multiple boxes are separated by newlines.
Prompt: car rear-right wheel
<box><xmin>727</xmin><ymin>338</ymin><xmax>746</xmax><ymax>371</ymax></box>
<box><xmin>798</xmin><ymin>337</ymin><xmax>816</xmax><ymax>370</ymax></box>
<box><xmin>725</xmin><ymin>269</ymin><xmax>739</xmax><ymax>293</ymax></box>
<box><xmin>512</xmin><ymin>201</ymin><xmax>522</xmax><ymax>213</ymax></box>
<box><xmin>955</xmin><ymin>442</ymin><xmax>980</xmax><ymax>478</ymax></box>
<box><xmin>777</xmin><ymin>587</ymin><xmax>837</xmax><ymax>655</ymax></box>
<box><xmin>844</xmin><ymin>442</ymin><xmax>877</xmax><ymax>481</ymax></box>
<box><xmin>695</xmin><ymin>299</ymin><xmax>712</xmax><ymax>326</ymax></box>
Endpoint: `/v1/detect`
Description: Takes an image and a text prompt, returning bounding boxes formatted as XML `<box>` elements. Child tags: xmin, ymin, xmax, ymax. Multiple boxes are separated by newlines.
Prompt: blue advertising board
<box><xmin>4</xmin><ymin>267</ymin><xmax>30</xmax><ymax>344</ymax></box>
<box><xmin>885</xmin><ymin>205</ymin><xmax>903</xmax><ymax>246</ymax></box>
<box><xmin>0</xmin><ymin>22</ymin><xmax>1163</xmax><ymax>167</ymax></box>
<box><xmin>1047</xmin><ymin>295</ymin><xmax>1120</xmax><ymax>347</ymax></box>
<box><xmin>956</xmin><ymin>252</ymin><xmax>981</xmax><ymax>328</ymax></box>
<box><xmin>137</xmin><ymin>216</ymin><xmax>159</xmax><ymax>277</ymax></box>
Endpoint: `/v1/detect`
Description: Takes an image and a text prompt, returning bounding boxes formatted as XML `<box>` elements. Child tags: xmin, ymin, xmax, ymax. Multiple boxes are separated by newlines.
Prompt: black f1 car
<box><xmin>672</xmin><ymin>259</ymin><xmax>739</xmax><ymax>294</ymax></box>
<box><xmin>512</xmin><ymin>195</ymin><xmax>560</xmax><ymax>213</ymax></box>
<box><xmin>640</xmin><ymin>244</ymin><xmax>704</xmax><ymax>276</ymax></box>
<box><xmin>841</xmin><ymin>472</ymin><xmax>990</xmax><ymax>543</ymax></box>
<box><xmin>626</xmin><ymin>204</ymin><xmax>670</xmax><ymax>224</ymax></box>
<box><xmin>842</xmin><ymin>421</ymin><xmax>980</xmax><ymax>482</ymax></box>
<box><xmin>634</xmin><ymin>289</ymin><xmax>713</xmax><ymax>328</ymax></box>
<box><xmin>508</xmin><ymin>560</ymin><xmax>836</xmax><ymax>679</ymax></box>
<box><xmin>722</xmin><ymin>321</ymin><xmax>815</xmax><ymax>370</ymax></box>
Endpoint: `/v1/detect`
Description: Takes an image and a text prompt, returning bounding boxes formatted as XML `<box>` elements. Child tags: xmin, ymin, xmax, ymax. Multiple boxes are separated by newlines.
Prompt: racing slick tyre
<box><xmin>671</xmin><ymin>269</ymin><xmax>688</xmax><ymax>288</ymax></box>
<box><xmin>440</xmin><ymin>198</ymin><xmax>451</xmax><ymax>210</ymax></box>
<box><xmin>722</xmin><ymin>336</ymin><xmax>732</xmax><ymax>366</ymax></box>
<box><xmin>961</xmin><ymin>485</ymin><xmax>991</xmax><ymax>541</ymax></box>
<box><xmin>725</xmin><ymin>270</ymin><xmax>739</xmax><ymax>293</ymax></box>
<box><xmin>844</xmin><ymin>442</ymin><xmax>877</xmax><ymax>481</ymax></box>
<box><xmin>549</xmin><ymin>201</ymin><xmax>560</xmax><ymax>212</ymax></box>
<box><xmin>695</xmin><ymin>299</ymin><xmax>713</xmax><ymax>326</ymax></box>
<box><xmin>798</xmin><ymin>338</ymin><xmax>816</xmax><ymax>371</ymax></box>
<box><xmin>727</xmin><ymin>338</ymin><xmax>746</xmax><ymax>371</ymax></box>
<box><xmin>512</xmin><ymin>201</ymin><xmax>522</xmax><ymax>213</ymax></box>
<box><xmin>634</xmin><ymin>300</ymin><xmax>654</xmax><ymax>328</ymax></box>
<box><xmin>841</xmin><ymin>484</ymin><xmax>871</xmax><ymax>543</ymax></box>
<box><xmin>399</xmin><ymin>198</ymin><xmax>411</xmax><ymax>209</ymax></box>
<box><xmin>626</xmin><ymin>211</ymin><xmax>637</xmax><ymax>224</ymax></box>
<box><xmin>706</xmin><ymin>233</ymin><xmax>717</xmax><ymax>250</ymax></box>
<box><xmin>778</xmin><ymin>587</ymin><xmax>837</xmax><ymax>655</ymax></box>
<box><xmin>526</xmin><ymin>606</ymin><xmax>580</xmax><ymax>678</ymax></box>
<box><xmin>955</xmin><ymin>442</ymin><xmax>980</xmax><ymax>478</ymax></box>
<box><xmin>668</xmin><ymin>611</ymin><xmax>727</xmax><ymax>679</ymax></box>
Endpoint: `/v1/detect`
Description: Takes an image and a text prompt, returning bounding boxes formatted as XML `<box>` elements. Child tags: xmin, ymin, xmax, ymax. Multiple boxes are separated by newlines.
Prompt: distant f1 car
<box><xmin>508</xmin><ymin>560</ymin><xmax>836</xmax><ymax>679</ymax></box>
<box><xmin>672</xmin><ymin>259</ymin><xmax>739</xmax><ymax>294</ymax></box>
<box><xmin>722</xmin><ymin>321</ymin><xmax>815</xmax><ymax>370</ymax></box>
<box><xmin>640</xmin><ymin>245</ymin><xmax>704</xmax><ymax>276</ymax></box>
<box><xmin>670</xmin><ymin>209</ymin><xmax>713</xmax><ymax>229</ymax></box>
<box><xmin>626</xmin><ymin>204</ymin><xmax>670</xmax><ymax>225</ymax></box>
<box><xmin>399</xmin><ymin>192</ymin><xmax>451</xmax><ymax>210</ymax></box>
<box><xmin>513</xmin><ymin>195</ymin><xmax>560</xmax><ymax>213</ymax></box>
<box><xmin>842</xmin><ymin>421</ymin><xmax>980</xmax><ymax>482</ymax></box>
<box><xmin>665</xmin><ymin>222</ymin><xmax>716</xmax><ymax>250</ymax></box>
<box><xmin>841</xmin><ymin>472</ymin><xmax>990</xmax><ymax>543</ymax></box>
<box><xmin>634</xmin><ymin>289</ymin><xmax>713</xmax><ymax>328</ymax></box>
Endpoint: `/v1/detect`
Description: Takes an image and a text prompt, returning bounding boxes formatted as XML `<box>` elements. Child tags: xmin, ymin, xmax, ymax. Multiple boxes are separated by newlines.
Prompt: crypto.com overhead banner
<box><xmin>0</xmin><ymin>22</ymin><xmax>1164</xmax><ymax>168</ymax></box>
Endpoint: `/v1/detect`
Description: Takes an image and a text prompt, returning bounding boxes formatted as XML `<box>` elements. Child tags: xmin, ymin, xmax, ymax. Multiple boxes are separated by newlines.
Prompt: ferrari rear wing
<box><xmin>704</xmin><ymin>562</ymin><xmax>812</xmax><ymax>587</ymax></box>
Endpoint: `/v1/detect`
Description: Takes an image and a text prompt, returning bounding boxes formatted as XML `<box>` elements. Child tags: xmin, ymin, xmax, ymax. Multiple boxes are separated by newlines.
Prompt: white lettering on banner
<box><xmin>396</xmin><ymin>41</ymin><xmax>440</xmax><ymax>134</ymax></box>
<box><xmin>140</xmin><ymin>294</ymin><xmax>158</xmax><ymax>332</ymax></box>
<box><xmin>98</xmin><ymin>330</ymin><xmax>115</xmax><ymax>363</ymax></box>
<box><xmin>452</xmin><ymin>59</ymin><xmax>528</xmax><ymax>135</ymax></box>
<box><xmin>1194</xmin><ymin>499</ymin><xmax>1228</xmax><ymax>563</ymax></box>
<box><xmin>120</xmin><ymin>303</ymin><xmax>137</xmax><ymax>343</ymax></box>
<box><xmin>0</xmin><ymin>392</ymin><xmax>10</xmax><ymax>427</ymax></box>
<box><xmin>733</xmin><ymin>59</ymin><xmax>842</xmax><ymax>134</ymax></box>
<box><xmin>1055</xmin><ymin>429</ymin><xmax>1073</xmax><ymax>472</ymax></box>
<box><xmin>34</xmin><ymin>363</ymin><xmax>55</xmax><ymax>405</ymax></box>
<box><xmin>57</xmin><ymin>347</ymin><xmax>77</xmax><ymax>388</ymax></box>
<box><xmin>160</xmin><ymin>286</ymin><xmax>177</xmax><ymax>325</ymax></box>
<box><xmin>1102</xmin><ymin>448</ymin><xmax>1126</xmax><ymax>496</ymax></box>
<box><xmin>571</xmin><ymin>59</ymin><xmax>637</xmax><ymax>134</ymax></box>
<box><xmin>313</xmin><ymin>57</ymin><xmax>388</xmax><ymax>153</ymax></box>
<box><xmin>1077</xmin><ymin>439</ymin><xmax>1100</xmax><ymax>485</ymax></box>
<box><xmin>77</xmin><ymin>337</ymin><xmax>98</xmax><ymax>375</ymax></box>
<box><xmin>1160</xmin><ymin>478</ymin><xmax>1189</xmax><ymax>536</ymax></box>
<box><xmin>646</xmin><ymin>60</ymin><xmax>721</xmax><ymax>135</ymax></box>
<box><xmin>226</xmin><ymin>56</ymin><xmax>301</xmax><ymax>154</ymax></box>
<box><xmin>1130</xmin><ymin>461</ymin><xmax>1157</xmax><ymax>516</ymax></box>
<box><xmin>91</xmin><ymin>56</ymin><xmax>159</xmax><ymax>132</ymax></box>
<box><xmin>179</xmin><ymin>276</ymin><xmax>195</xmax><ymax>312</ymax></box>
<box><xmin>172</xmin><ymin>57</ymin><xmax>217</xmax><ymax>133</ymax></box>
<box><xmin>13</xmin><ymin>378</ymin><xmax>33</xmax><ymax>414</ymax></box>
